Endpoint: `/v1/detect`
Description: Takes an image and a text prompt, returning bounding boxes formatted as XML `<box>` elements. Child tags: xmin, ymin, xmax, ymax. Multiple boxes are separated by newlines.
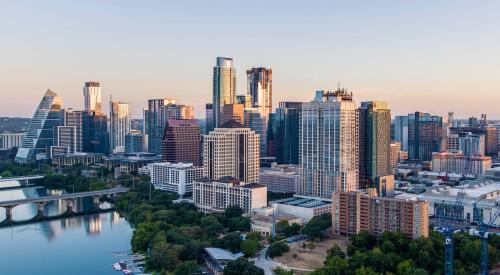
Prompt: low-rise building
<box><xmin>151</xmin><ymin>162</ymin><xmax>203</xmax><ymax>196</ymax></box>
<box><xmin>52</xmin><ymin>152</ymin><xmax>104</xmax><ymax>166</ymax></box>
<box><xmin>432</xmin><ymin>151</ymin><xmax>492</xmax><ymax>176</ymax></box>
<box><xmin>269</xmin><ymin>195</ymin><xmax>332</xmax><ymax>223</ymax></box>
<box><xmin>103</xmin><ymin>152</ymin><xmax>161</xmax><ymax>174</ymax></box>
<box><xmin>0</xmin><ymin>132</ymin><xmax>24</xmax><ymax>149</ymax></box>
<box><xmin>332</xmin><ymin>190</ymin><xmax>429</xmax><ymax>239</ymax></box>
<box><xmin>259</xmin><ymin>163</ymin><xmax>300</xmax><ymax>193</ymax></box>
<box><xmin>250</xmin><ymin>207</ymin><xmax>303</xmax><ymax>236</ymax></box>
<box><xmin>204</xmin><ymin>248</ymin><xmax>244</xmax><ymax>275</ymax></box>
<box><xmin>192</xmin><ymin>176</ymin><xmax>267</xmax><ymax>214</ymax></box>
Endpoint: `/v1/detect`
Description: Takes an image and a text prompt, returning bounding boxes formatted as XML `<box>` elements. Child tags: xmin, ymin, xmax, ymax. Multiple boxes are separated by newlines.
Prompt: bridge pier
<box><xmin>2</xmin><ymin>205</ymin><xmax>18</xmax><ymax>222</ymax></box>
<box><xmin>34</xmin><ymin>202</ymin><xmax>48</xmax><ymax>217</ymax></box>
<box><xmin>63</xmin><ymin>199</ymin><xmax>75</xmax><ymax>214</ymax></box>
<box><xmin>92</xmin><ymin>196</ymin><xmax>101</xmax><ymax>211</ymax></box>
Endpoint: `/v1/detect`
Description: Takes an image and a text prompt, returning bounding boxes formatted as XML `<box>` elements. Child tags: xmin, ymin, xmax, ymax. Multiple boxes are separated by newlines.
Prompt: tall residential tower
<box><xmin>212</xmin><ymin>57</ymin><xmax>236</xmax><ymax>128</ymax></box>
<box><xmin>83</xmin><ymin>82</ymin><xmax>102</xmax><ymax>113</ymax></box>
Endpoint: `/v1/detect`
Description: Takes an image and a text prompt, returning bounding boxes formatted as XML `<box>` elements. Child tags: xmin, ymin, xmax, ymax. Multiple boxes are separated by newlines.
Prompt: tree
<box><xmin>215</xmin><ymin>232</ymin><xmax>242</xmax><ymax>253</ymax></box>
<box><xmin>301</xmin><ymin>214</ymin><xmax>331</xmax><ymax>240</ymax></box>
<box><xmin>326</xmin><ymin>244</ymin><xmax>346</xmax><ymax>260</ymax></box>
<box><xmin>201</xmin><ymin>215</ymin><xmax>224</xmax><ymax>236</ymax></box>
<box><xmin>225</xmin><ymin>205</ymin><xmax>243</xmax><ymax>218</ymax></box>
<box><xmin>246</xmin><ymin>231</ymin><xmax>263</xmax><ymax>242</ymax></box>
<box><xmin>0</xmin><ymin>170</ymin><xmax>13</xmax><ymax>177</ymax></box>
<box><xmin>241</xmin><ymin>239</ymin><xmax>259</xmax><ymax>257</ymax></box>
<box><xmin>223</xmin><ymin>258</ymin><xmax>264</xmax><ymax>275</ymax></box>
<box><xmin>307</xmin><ymin>242</ymin><xmax>316</xmax><ymax>251</ymax></box>
<box><xmin>273</xmin><ymin>267</ymin><xmax>293</xmax><ymax>275</ymax></box>
<box><xmin>149</xmin><ymin>242</ymin><xmax>181</xmax><ymax>271</ymax></box>
<box><xmin>173</xmin><ymin>261</ymin><xmax>201</xmax><ymax>275</ymax></box>
<box><xmin>267</xmin><ymin>241</ymin><xmax>289</xmax><ymax>258</ymax></box>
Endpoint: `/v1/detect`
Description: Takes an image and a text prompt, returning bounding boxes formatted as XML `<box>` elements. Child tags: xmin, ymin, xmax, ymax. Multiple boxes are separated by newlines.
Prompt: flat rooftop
<box><xmin>272</xmin><ymin>196</ymin><xmax>331</xmax><ymax>208</ymax></box>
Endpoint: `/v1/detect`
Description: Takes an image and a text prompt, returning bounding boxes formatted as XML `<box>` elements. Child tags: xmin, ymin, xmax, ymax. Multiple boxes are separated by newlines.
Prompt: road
<box><xmin>252</xmin><ymin>246</ymin><xmax>290</xmax><ymax>275</ymax></box>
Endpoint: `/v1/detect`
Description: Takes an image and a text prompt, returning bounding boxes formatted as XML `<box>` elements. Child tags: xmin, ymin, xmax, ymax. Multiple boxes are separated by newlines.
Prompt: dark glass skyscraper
<box><xmin>273</xmin><ymin>102</ymin><xmax>302</xmax><ymax>164</ymax></box>
<box><xmin>408</xmin><ymin>112</ymin><xmax>443</xmax><ymax>161</ymax></box>
<box><xmin>82</xmin><ymin>111</ymin><xmax>109</xmax><ymax>155</ymax></box>
<box><xmin>358</xmin><ymin>101</ymin><xmax>391</xmax><ymax>189</ymax></box>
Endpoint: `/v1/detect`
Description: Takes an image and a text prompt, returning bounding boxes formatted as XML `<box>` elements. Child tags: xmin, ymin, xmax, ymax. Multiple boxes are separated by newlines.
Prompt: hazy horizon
<box><xmin>1</xmin><ymin>1</ymin><xmax>500</xmax><ymax>119</ymax></box>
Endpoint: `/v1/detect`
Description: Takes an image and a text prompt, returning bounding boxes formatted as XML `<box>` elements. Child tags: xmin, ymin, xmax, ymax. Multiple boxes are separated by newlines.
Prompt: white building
<box><xmin>250</xmin><ymin>207</ymin><xmax>302</xmax><ymax>237</ymax></box>
<box><xmin>269</xmin><ymin>195</ymin><xmax>332</xmax><ymax>223</ymax></box>
<box><xmin>151</xmin><ymin>162</ymin><xmax>203</xmax><ymax>196</ymax></box>
<box><xmin>0</xmin><ymin>132</ymin><xmax>24</xmax><ymax>149</ymax></box>
<box><xmin>300</xmin><ymin>89</ymin><xmax>359</xmax><ymax>198</ymax></box>
<box><xmin>193</xmin><ymin>176</ymin><xmax>267</xmax><ymax>214</ymax></box>
<box><xmin>432</xmin><ymin>151</ymin><xmax>492</xmax><ymax>176</ymax></box>
<box><xmin>83</xmin><ymin>81</ymin><xmax>102</xmax><ymax>113</ymax></box>
<box><xmin>203</xmin><ymin>121</ymin><xmax>260</xmax><ymax>184</ymax></box>
<box><xmin>259</xmin><ymin>163</ymin><xmax>301</xmax><ymax>193</ymax></box>
<box><xmin>109</xmin><ymin>100</ymin><xmax>131</xmax><ymax>154</ymax></box>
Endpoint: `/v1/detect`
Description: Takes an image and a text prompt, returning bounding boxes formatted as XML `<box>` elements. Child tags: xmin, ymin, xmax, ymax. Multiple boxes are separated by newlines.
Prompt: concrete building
<box><xmin>236</xmin><ymin>94</ymin><xmax>252</xmax><ymax>109</ymax></box>
<box><xmin>193</xmin><ymin>176</ymin><xmax>267</xmax><ymax>214</ymax></box>
<box><xmin>16</xmin><ymin>90</ymin><xmax>64</xmax><ymax>163</ymax></box>
<box><xmin>103</xmin><ymin>152</ymin><xmax>161</xmax><ymax>174</ymax></box>
<box><xmin>52</xmin><ymin>152</ymin><xmax>104</xmax><ymax>167</ymax></box>
<box><xmin>56</xmin><ymin>126</ymin><xmax>77</xmax><ymax>154</ymax></box>
<box><xmin>300</xmin><ymin>89</ymin><xmax>359</xmax><ymax>198</ymax></box>
<box><xmin>447</xmin><ymin>132</ymin><xmax>485</xmax><ymax>156</ymax></box>
<box><xmin>269</xmin><ymin>196</ymin><xmax>332</xmax><ymax>223</ymax></box>
<box><xmin>162</xmin><ymin>119</ymin><xmax>201</xmax><ymax>166</ymax></box>
<box><xmin>259</xmin><ymin>163</ymin><xmax>300</xmax><ymax>193</ymax></box>
<box><xmin>221</xmin><ymin>103</ymin><xmax>244</xmax><ymax>125</ymax></box>
<box><xmin>273</xmin><ymin>102</ymin><xmax>302</xmax><ymax>165</ymax></box>
<box><xmin>63</xmin><ymin>108</ymin><xmax>83</xmax><ymax>152</ymax></box>
<box><xmin>432</xmin><ymin>151</ymin><xmax>492</xmax><ymax>176</ymax></box>
<box><xmin>151</xmin><ymin>162</ymin><xmax>203</xmax><ymax>196</ymax></box>
<box><xmin>359</xmin><ymin>101</ymin><xmax>391</xmax><ymax>189</ymax></box>
<box><xmin>213</xmin><ymin>57</ymin><xmax>236</xmax><ymax>128</ymax></box>
<box><xmin>203</xmin><ymin>121</ymin><xmax>260</xmax><ymax>183</ymax></box>
<box><xmin>125</xmin><ymin>133</ymin><xmax>148</xmax><ymax>153</ymax></box>
<box><xmin>390</xmin><ymin>142</ymin><xmax>401</xmax><ymax>174</ymax></box>
<box><xmin>0</xmin><ymin>132</ymin><xmax>24</xmax><ymax>149</ymax></box>
<box><xmin>109</xmin><ymin>100</ymin><xmax>131</xmax><ymax>154</ymax></box>
<box><xmin>83</xmin><ymin>81</ymin><xmax>102</xmax><ymax>113</ymax></box>
<box><xmin>332</xmin><ymin>190</ymin><xmax>429</xmax><ymax>239</ymax></box>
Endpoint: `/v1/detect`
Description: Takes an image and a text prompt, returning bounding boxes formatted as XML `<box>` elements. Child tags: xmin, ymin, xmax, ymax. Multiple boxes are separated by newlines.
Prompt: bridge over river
<box><xmin>0</xmin><ymin>187</ymin><xmax>129</xmax><ymax>225</ymax></box>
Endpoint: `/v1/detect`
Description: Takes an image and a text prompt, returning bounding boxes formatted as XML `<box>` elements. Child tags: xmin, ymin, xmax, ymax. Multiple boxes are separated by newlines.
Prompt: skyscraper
<box><xmin>408</xmin><ymin>112</ymin><xmax>443</xmax><ymax>161</ymax></box>
<box><xmin>162</xmin><ymin>119</ymin><xmax>202</xmax><ymax>166</ymax></box>
<box><xmin>15</xmin><ymin>90</ymin><xmax>64</xmax><ymax>163</ymax></box>
<box><xmin>213</xmin><ymin>57</ymin><xmax>236</xmax><ymax>128</ymax></box>
<box><xmin>236</xmin><ymin>94</ymin><xmax>252</xmax><ymax>108</ymax></box>
<box><xmin>358</xmin><ymin>101</ymin><xmax>392</xmax><ymax>189</ymax></box>
<box><xmin>125</xmin><ymin>133</ymin><xmax>148</xmax><ymax>154</ymax></box>
<box><xmin>247</xmin><ymin>67</ymin><xmax>272</xmax><ymax>118</ymax></box>
<box><xmin>82</xmin><ymin>111</ymin><xmax>109</xmax><ymax>154</ymax></box>
<box><xmin>203</xmin><ymin>120</ymin><xmax>260</xmax><ymax>183</ymax></box>
<box><xmin>299</xmin><ymin>89</ymin><xmax>359</xmax><ymax>198</ymax></box>
<box><xmin>205</xmin><ymin>103</ymin><xmax>214</xmax><ymax>134</ymax></box>
<box><xmin>394</xmin><ymin>116</ymin><xmax>409</xmax><ymax>151</ymax></box>
<box><xmin>221</xmin><ymin>103</ymin><xmax>244</xmax><ymax>125</ymax></box>
<box><xmin>109</xmin><ymin>100</ymin><xmax>131</xmax><ymax>154</ymax></box>
<box><xmin>144</xmin><ymin>98</ymin><xmax>175</xmax><ymax>154</ymax></box>
<box><xmin>273</xmin><ymin>102</ymin><xmax>302</xmax><ymax>164</ymax></box>
<box><xmin>244</xmin><ymin>108</ymin><xmax>268</xmax><ymax>157</ymax></box>
<box><xmin>63</xmin><ymin>108</ymin><xmax>83</xmax><ymax>152</ymax></box>
<box><xmin>83</xmin><ymin>81</ymin><xmax>102</xmax><ymax>113</ymax></box>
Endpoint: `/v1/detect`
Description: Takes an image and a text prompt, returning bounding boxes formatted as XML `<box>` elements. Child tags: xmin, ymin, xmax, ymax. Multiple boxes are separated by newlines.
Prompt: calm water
<box><xmin>0</xmin><ymin>181</ymin><xmax>134</xmax><ymax>275</ymax></box>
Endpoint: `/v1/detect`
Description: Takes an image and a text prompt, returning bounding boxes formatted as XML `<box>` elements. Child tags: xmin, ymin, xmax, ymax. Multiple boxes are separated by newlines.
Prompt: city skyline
<box><xmin>2</xmin><ymin>1</ymin><xmax>500</xmax><ymax>119</ymax></box>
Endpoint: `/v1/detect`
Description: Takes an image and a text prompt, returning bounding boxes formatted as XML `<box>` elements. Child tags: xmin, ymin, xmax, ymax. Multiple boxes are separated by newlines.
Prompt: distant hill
<box><xmin>0</xmin><ymin>117</ymin><xmax>31</xmax><ymax>133</ymax></box>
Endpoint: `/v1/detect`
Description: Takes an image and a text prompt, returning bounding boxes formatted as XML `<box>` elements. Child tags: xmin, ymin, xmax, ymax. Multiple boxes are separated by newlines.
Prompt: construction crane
<box><xmin>473</xmin><ymin>196</ymin><xmax>500</xmax><ymax>275</ymax></box>
<box><xmin>436</xmin><ymin>182</ymin><xmax>468</xmax><ymax>275</ymax></box>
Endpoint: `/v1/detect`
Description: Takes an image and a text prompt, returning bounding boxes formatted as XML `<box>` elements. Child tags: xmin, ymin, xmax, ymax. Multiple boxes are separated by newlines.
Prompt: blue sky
<box><xmin>1</xmin><ymin>0</ymin><xmax>499</xmax><ymax>118</ymax></box>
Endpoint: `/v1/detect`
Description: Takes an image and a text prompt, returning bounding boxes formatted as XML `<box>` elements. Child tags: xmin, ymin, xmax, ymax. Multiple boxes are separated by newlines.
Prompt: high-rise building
<box><xmin>82</xmin><ymin>111</ymin><xmax>109</xmax><ymax>154</ymax></box>
<box><xmin>162</xmin><ymin>119</ymin><xmax>202</xmax><ymax>166</ymax></box>
<box><xmin>203</xmin><ymin>120</ymin><xmax>260</xmax><ymax>183</ymax></box>
<box><xmin>358</xmin><ymin>101</ymin><xmax>392</xmax><ymax>189</ymax></box>
<box><xmin>273</xmin><ymin>102</ymin><xmax>302</xmax><ymax>164</ymax></box>
<box><xmin>389</xmin><ymin>142</ymin><xmax>401</xmax><ymax>174</ymax></box>
<box><xmin>432</xmin><ymin>151</ymin><xmax>491</xmax><ymax>176</ymax></box>
<box><xmin>247</xmin><ymin>67</ymin><xmax>272</xmax><ymax>118</ymax></box>
<box><xmin>125</xmin><ymin>133</ymin><xmax>148</xmax><ymax>153</ymax></box>
<box><xmin>449</xmin><ymin>126</ymin><xmax>498</xmax><ymax>157</ymax></box>
<box><xmin>205</xmin><ymin>103</ymin><xmax>214</xmax><ymax>134</ymax></box>
<box><xmin>16</xmin><ymin>90</ymin><xmax>64</xmax><ymax>163</ymax></box>
<box><xmin>236</xmin><ymin>94</ymin><xmax>252</xmax><ymax>108</ymax></box>
<box><xmin>56</xmin><ymin>126</ymin><xmax>77</xmax><ymax>154</ymax></box>
<box><xmin>109</xmin><ymin>100</ymin><xmax>131</xmax><ymax>154</ymax></box>
<box><xmin>83</xmin><ymin>82</ymin><xmax>102</xmax><ymax>113</ymax></box>
<box><xmin>144</xmin><ymin>98</ymin><xmax>194</xmax><ymax>154</ymax></box>
<box><xmin>213</xmin><ymin>57</ymin><xmax>236</xmax><ymax>128</ymax></box>
<box><xmin>244</xmin><ymin>108</ymin><xmax>268</xmax><ymax>157</ymax></box>
<box><xmin>332</xmin><ymin>190</ymin><xmax>429</xmax><ymax>239</ymax></box>
<box><xmin>63</xmin><ymin>108</ymin><xmax>83</xmax><ymax>152</ymax></box>
<box><xmin>0</xmin><ymin>133</ymin><xmax>24</xmax><ymax>149</ymax></box>
<box><xmin>394</xmin><ymin>116</ymin><xmax>409</xmax><ymax>151</ymax></box>
<box><xmin>299</xmin><ymin>89</ymin><xmax>359</xmax><ymax>198</ymax></box>
<box><xmin>408</xmin><ymin>112</ymin><xmax>443</xmax><ymax>161</ymax></box>
<box><xmin>221</xmin><ymin>103</ymin><xmax>244</xmax><ymax>125</ymax></box>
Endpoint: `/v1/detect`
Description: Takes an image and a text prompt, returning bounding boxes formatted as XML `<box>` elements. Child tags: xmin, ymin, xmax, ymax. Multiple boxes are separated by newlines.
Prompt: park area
<box><xmin>275</xmin><ymin>233</ymin><xmax>349</xmax><ymax>274</ymax></box>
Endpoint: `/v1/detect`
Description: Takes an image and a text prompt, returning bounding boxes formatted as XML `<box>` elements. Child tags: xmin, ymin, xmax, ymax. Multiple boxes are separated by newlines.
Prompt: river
<box><xmin>0</xmin><ymin>181</ymin><xmax>134</xmax><ymax>275</ymax></box>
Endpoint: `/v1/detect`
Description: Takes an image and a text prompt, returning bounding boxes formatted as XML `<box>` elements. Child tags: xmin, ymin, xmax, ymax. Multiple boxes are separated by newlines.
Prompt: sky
<box><xmin>1</xmin><ymin>0</ymin><xmax>499</xmax><ymax>119</ymax></box>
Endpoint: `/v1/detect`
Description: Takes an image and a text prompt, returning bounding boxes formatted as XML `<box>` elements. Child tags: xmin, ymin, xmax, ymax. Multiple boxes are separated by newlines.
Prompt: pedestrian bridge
<box><xmin>0</xmin><ymin>188</ymin><xmax>129</xmax><ymax>224</ymax></box>
<box><xmin>0</xmin><ymin>175</ymin><xmax>45</xmax><ymax>182</ymax></box>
